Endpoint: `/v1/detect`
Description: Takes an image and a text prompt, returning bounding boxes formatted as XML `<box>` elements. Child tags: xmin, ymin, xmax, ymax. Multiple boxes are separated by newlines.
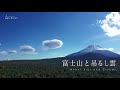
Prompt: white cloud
<box><xmin>21</xmin><ymin>52</ymin><xmax>38</xmax><ymax>54</ymax></box>
<box><xmin>0</xmin><ymin>51</ymin><xmax>8</xmax><ymax>55</ymax></box>
<box><xmin>98</xmin><ymin>48</ymin><xmax>114</xmax><ymax>51</ymax></box>
<box><xmin>90</xmin><ymin>24</ymin><xmax>95</xmax><ymax>26</ymax></box>
<box><xmin>98</xmin><ymin>12</ymin><xmax>120</xmax><ymax>37</ymax></box>
<box><xmin>42</xmin><ymin>39</ymin><xmax>63</xmax><ymax>50</ymax></box>
<box><xmin>20</xmin><ymin>45</ymin><xmax>37</xmax><ymax>54</ymax></box>
<box><xmin>0</xmin><ymin>50</ymin><xmax>17</xmax><ymax>55</ymax></box>
<box><xmin>7</xmin><ymin>50</ymin><xmax>17</xmax><ymax>54</ymax></box>
<box><xmin>57</xmin><ymin>55</ymin><xmax>65</xmax><ymax>57</ymax></box>
<box><xmin>105</xmin><ymin>48</ymin><xmax>114</xmax><ymax>51</ymax></box>
<box><xmin>118</xmin><ymin>52</ymin><xmax>120</xmax><ymax>54</ymax></box>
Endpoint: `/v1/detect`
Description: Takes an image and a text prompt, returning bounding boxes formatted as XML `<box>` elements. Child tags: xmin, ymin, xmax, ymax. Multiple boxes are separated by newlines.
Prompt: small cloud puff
<box><xmin>20</xmin><ymin>45</ymin><xmax>37</xmax><ymax>54</ymax></box>
<box><xmin>0</xmin><ymin>51</ymin><xmax>8</xmax><ymax>55</ymax></box>
<box><xmin>42</xmin><ymin>39</ymin><xmax>63</xmax><ymax>50</ymax></box>
<box><xmin>7</xmin><ymin>50</ymin><xmax>17</xmax><ymax>54</ymax></box>
<box><xmin>0</xmin><ymin>50</ymin><xmax>17</xmax><ymax>55</ymax></box>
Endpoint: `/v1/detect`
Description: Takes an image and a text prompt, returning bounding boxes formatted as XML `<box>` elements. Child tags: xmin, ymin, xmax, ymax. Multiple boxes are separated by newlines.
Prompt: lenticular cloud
<box><xmin>20</xmin><ymin>45</ymin><xmax>36</xmax><ymax>54</ymax></box>
<box><xmin>7</xmin><ymin>50</ymin><xmax>17</xmax><ymax>54</ymax></box>
<box><xmin>42</xmin><ymin>39</ymin><xmax>63</xmax><ymax>49</ymax></box>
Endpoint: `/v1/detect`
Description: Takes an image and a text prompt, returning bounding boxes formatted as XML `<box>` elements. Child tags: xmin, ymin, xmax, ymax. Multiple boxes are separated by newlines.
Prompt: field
<box><xmin>0</xmin><ymin>57</ymin><xmax>120</xmax><ymax>78</ymax></box>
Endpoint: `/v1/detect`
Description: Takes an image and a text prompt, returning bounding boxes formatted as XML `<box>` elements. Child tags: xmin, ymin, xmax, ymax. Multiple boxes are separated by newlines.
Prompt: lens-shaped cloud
<box><xmin>7</xmin><ymin>50</ymin><xmax>17</xmax><ymax>54</ymax></box>
<box><xmin>0</xmin><ymin>50</ymin><xmax>17</xmax><ymax>55</ymax></box>
<box><xmin>20</xmin><ymin>45</ymin><xmax>37</xmax><ymax>54</ymax></box>
<box><xmin>42</xmin><ymin>39</ymin><xmax>63</xmax><ymax>49</ymax></box>
<box><xmin>0</xmin><ymin>51</ymin><xmax>8</xmax><ymax>55</ymax></box>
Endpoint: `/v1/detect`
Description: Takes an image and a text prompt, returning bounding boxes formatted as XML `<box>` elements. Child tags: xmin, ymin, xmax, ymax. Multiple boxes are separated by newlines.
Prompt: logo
<box><xmin>5</xmin><ymin>14</ymin><xmax>18</xmax><ymax>20</ymax></box>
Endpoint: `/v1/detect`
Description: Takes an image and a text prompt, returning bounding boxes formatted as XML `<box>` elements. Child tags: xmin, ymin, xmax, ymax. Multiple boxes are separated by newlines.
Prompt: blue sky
<box><xmin>0</xmin><ymin>12</ymin><xmax>120</xmax><ymax>60</ymax></box>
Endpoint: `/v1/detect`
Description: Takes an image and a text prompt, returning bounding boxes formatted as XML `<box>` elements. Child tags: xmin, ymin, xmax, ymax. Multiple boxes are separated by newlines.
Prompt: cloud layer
<box><xmin>20</xmin><ymin>45</ymin><xmax>37</xmax><ymax>54</ymax></box>
<box><xmin>98</xmin><ymin>48</ymin><xmax>114</xmax><ymax>51</ymax></box>
<box><xmin>118</xmin><ymin>52</ymin><xmax>120</xmax><ymax>55</ymax></box>
<box><xmin>42</xmin><ymin>39</ymin><xmax>63</xmax><ymax>50</ymax></box>
<box><xmin>98</xmin><ymin>12</ymin><xmax>120</xmax><ymax>37</ymax></box>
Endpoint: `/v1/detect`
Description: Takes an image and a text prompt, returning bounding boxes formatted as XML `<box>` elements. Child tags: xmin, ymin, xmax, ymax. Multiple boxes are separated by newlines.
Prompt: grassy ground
<box><xmin>0</xmin><ymin>58</ymin><xmax>120</xmax><ymax>78</ymax></box>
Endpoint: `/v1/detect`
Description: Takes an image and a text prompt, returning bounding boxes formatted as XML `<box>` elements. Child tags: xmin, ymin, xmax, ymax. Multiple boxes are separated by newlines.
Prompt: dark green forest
<box><xmin>0</xmin><ymin>57</ymin><xmax>120</xmax><ymax>78</ymax></box>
